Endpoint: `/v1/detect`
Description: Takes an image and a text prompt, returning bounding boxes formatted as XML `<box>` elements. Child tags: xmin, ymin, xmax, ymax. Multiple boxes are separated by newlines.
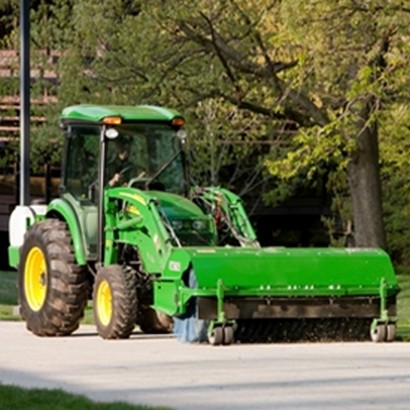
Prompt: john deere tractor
<box><xmin>8</xmin><ymin>104</ymin><xmax>400</xmax><ymax>345</ymax></box>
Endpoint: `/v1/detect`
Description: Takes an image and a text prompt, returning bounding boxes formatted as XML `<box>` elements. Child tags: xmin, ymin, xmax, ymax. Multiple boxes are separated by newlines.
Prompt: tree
<box><xmin>0</xmin><ymin>0</ymin><xmax>75</xmax><ymax>174</ymax></box>
<box><xmin>127</xmin><ymin>0</ymin><xmax>410</xmax><ymax>248</ymax></box>
<box><xmin>52</xmin><ymin>0</ymin><xmax>280</xmax><ymax>209</ymax></box>
<box><xmin>17</xmin><ymin>0</ymin><xmax>410</xmax><ymax>250</ymax></box>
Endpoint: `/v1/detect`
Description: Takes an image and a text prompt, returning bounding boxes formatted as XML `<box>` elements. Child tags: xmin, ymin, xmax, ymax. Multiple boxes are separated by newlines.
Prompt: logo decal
<box><xmin>169</xmin><ymin>261</ymin><xmax>181</xmax><ymax>272</ymax></box>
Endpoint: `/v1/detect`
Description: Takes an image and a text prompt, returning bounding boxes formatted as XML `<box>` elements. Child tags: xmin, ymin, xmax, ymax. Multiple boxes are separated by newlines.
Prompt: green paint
<box><xmin>46</xmin><ymin>198</ymin><xmax>87</xmax><ymax>265</ymax></box>
<box><xmin>61</xmin><ymin>104</ymin><xmax>182</xmax><ymax>123</ymax></box>
<box><xmin>7</xmin><ymin>246</ymin><xmax>19</xmax><ymax>269</ymax></box>
<box><xmin>11</xmin><ymin>104</ymin><xmax>400</xmax><ymax>338</ymax></box>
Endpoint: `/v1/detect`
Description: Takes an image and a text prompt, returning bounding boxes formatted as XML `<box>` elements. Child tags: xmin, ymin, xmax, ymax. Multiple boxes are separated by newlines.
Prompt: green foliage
<box><xmin>0</xmin><ymin>270</ymin><xmax>19</xmax><ymax>321</ymax></box>
<box><xmin>380</xmin><ymin>107</ymin><xmax>410</xmax><ymax>262</ymax></box>
<box><xmin>0</xmin><ymin>384</ymin><xmax>171</xmax><ymax>410</ymax></box>
<box><xmin>265</xmin><ymin>123</ymin><xmax>352</xmax><ymax>181</ymax></box>
<box><xmin>3</xmin><ymin>0</ymin><xmax>410</xmax><ymax>252</ymax></box>
<box><xmin>126</xmin><ymin>1</ymin><xmax>410</xmax><ymax>248</ymax></box>
<box><xmin>0</xmin><ymin>1</ymin><xmax>18</xmax><ymax>46</ymax></box>
<box><xmin>29</xmin><ymin>98</ymin><xmax>64</xmax><ymax>172</ymax></box>
<box><xmin>186</xmin><ymin>99</ymin><xmax>270</xmax><ymax>192</ymax></box>
<box><xmin>0</xmin><ymin>270</ymin><xmax>17</xmax><ymax>305</ymax></box>
<box><xmin>0</xmin><ymin>76</ymin><xmax>18</xmax><ymax>95</ymax></box>
<box><xmin>396</xmin><ymin>267</ymin><xmax>410</xmax><ymax>341</ymax></box>
<box><xmin>0</xmin><ymin>136</ymin><xmax>18</xmax><ymax>170</ymax></box>
<box><xmin>50</xmin><ymin>1</ymin><xmax>278</xmax><ymax>197</ymax></box>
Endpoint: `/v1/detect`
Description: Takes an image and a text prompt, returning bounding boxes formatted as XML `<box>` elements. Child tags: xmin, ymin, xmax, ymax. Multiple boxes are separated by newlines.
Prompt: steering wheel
<box><xmin>119</xmin><ymin>164</ymin><xmax>134</xmax><ymax>176</ymax></box>
<box><xmin>128</xmin><ymin>171</ymin><xmax>150</xmax><ymax>188</ymax></box>
<box><xmin>117</xmin><ymin>163</ymin><xmax>147</xmax><ymax>185</ymax></box>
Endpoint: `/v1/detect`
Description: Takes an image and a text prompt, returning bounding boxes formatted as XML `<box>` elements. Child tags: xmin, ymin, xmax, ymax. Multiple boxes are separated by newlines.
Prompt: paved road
<box><xmin>0</xmin><ymin>321</ymin><xmax>409</xmax><ymax>410</ymax></box>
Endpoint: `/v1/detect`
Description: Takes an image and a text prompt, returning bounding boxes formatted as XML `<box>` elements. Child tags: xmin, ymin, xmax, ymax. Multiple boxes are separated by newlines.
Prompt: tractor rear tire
<box><xmin>19</xmin><ymin>219</ymin><xmax>89</xmax><ymax>336</ymax></box>
<box><xmin>93</xmin><ymin>265</ymin><xmax>137</xmax><ymax>339</ymax></box>
<box><xmin>138</xmin><ymin>306</ymin><xmax>173</xmax><ymax>333</ymax></box>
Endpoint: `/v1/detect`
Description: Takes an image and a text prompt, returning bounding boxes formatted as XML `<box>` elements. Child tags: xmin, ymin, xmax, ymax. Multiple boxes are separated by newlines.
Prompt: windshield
<box><xmin>106</xmin><ymin>123</ymin><xmax>186</xmax><ymax>194</ymax></box>
<box><xmin>63</xmin><ymin>123</ymin><xmax>186</xmax><ymax>205</ymax></box>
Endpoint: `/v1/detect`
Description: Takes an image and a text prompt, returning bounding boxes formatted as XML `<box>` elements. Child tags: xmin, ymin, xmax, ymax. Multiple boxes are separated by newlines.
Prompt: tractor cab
<box><xmin>61</xmin><ymin>107</ymin><xmax>188</xmax><ymax>204</ymax></box>
<box><xmin>58</xmin><ymin>105</ymin><xmax>191</xmax><ymax>260</ymax></box>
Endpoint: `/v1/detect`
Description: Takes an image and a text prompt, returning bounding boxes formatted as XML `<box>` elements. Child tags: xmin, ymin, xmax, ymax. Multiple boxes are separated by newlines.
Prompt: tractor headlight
<box><xmin>171</xmin><ymin>219</ymin><xmax>208</xmax><ymax>232</ymax></box>
<box><xmin>193</xmin><ymin>220</ymin><xmax>207</xmax><ymax>231</ymax></box>
<box><xmin>171</xmin><ymin>220</ymin><xmax>183</xmax><ymax>230</ymax></box>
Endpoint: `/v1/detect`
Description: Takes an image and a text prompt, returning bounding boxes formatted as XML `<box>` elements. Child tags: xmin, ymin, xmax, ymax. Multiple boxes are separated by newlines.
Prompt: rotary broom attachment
<box><xmin>164</xmin><ymin>247</ymin><xmax>399</xmax><ymax>345</ymax></box>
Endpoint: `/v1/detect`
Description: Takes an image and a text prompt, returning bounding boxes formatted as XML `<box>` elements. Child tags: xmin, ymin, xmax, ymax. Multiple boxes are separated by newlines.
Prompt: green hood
<box><xmin>147</xmin><ymin>191</ymin><xmax>205</xmax><ymax>220</ymax></box>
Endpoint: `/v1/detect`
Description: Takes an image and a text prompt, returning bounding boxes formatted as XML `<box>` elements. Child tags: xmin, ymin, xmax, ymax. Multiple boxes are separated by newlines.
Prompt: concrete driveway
<box><xmin>0</xmin><ymin>321</ymin><xmax>409</xmax><ymax>410</ymax></box>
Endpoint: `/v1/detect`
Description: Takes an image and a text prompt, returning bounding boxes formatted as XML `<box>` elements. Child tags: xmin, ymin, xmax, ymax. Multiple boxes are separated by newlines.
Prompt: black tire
<box><xmin>138</xmin><ymin>306</ymin><xmax>173</xmax><ymax>334</ymax></box>
<box><xmin>19</xmin><ymin>219</ymin><xmax>89</xmax><ymax>336</ymax></box>
<box><xmin>93</xmin><ymin>265</ymin><xmax>137</xmax><ymax>339</ymax></box>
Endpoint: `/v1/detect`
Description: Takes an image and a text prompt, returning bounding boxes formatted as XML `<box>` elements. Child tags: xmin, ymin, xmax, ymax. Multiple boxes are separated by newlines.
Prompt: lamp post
<box><xmin>20</xmin><ymin>0</ymin><xmax>30</xmax><ymax>206</ymax></box>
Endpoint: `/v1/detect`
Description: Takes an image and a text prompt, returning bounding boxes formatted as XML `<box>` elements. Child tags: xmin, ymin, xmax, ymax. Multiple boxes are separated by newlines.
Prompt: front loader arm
<box><xmin>190</xmin><ymin>187</ymin><xmax>260</xmax><ymax>248</ymax></box>
<box><xmin>104</xmin><ymin>187</ymin><xmax>174</xmax><ymax>272</ymax></box>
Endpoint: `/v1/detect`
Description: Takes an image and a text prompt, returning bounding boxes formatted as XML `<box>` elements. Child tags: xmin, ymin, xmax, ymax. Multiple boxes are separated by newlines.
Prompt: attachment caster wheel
<box><xmin>386</xmin><ymin>323</ymin><xmax>396</xmax><ymax>342</ymax></box>
<box><xmin>370</xmin><ymin>323</ymin><xmax>386</xmax><ymax>343</ymax></box>
<box><xmin>208</xmin><ymin>326</ymin><xmax>224</xmax><ymax>346</ymax></box>
<box><xmin>223</xmin><ymin>326</ymin><xmax>234</xmax><ymax>345</ymax></box>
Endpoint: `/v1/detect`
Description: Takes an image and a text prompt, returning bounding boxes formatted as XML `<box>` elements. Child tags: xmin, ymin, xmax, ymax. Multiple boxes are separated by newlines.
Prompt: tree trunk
<box><xmin>348</xmin><ymin>100</ymin><xmax>386</xmax><ymax>249</ymax></box>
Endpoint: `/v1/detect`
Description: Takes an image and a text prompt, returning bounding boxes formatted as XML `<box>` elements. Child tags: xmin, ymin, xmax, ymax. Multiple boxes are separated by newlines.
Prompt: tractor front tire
<box><xmin>93</xmin><ymin>265</ymin><xmax>137</xmax><ymax>339</ymax></box>
<box><xmin>19</xmin><ymin>219</ymin><xmax>89</xmax><ymax>336</ymax></box>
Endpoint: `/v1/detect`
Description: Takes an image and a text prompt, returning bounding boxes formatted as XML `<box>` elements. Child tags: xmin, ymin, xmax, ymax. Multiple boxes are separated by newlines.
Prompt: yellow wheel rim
<box><xmin>24</xmin><ymin>246</ymin><xmax>47</xmax><ymax>311</ymax></box>
<box><xmin>97</xmin><ymin>280</ymin><xmax>112</xmax><ymax>326</ymax></box>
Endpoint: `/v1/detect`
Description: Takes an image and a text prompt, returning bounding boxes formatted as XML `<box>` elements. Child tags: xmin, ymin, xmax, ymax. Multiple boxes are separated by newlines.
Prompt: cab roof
<box><xmin>61</xmin><ymin>104</ymin><xmax>182</xmax><ymax>124</ymax></box>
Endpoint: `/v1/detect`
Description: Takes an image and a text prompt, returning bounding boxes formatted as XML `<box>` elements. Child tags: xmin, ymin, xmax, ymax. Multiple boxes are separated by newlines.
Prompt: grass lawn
<box><xmin>0</xmin><ymin>269</ymin><xmax>19</xmax><ymax>320</ymax></box>
<box><xmin>0</xmin><ymin>384</ymin><xmax>171</xmax><ymax>410</ymax></box>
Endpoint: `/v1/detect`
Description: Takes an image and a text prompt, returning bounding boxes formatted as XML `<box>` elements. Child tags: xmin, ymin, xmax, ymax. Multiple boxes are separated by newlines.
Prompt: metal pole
<box><xmin>20</xmin><ymin>0</ymin><xmax>30</xmax><ymax>206</ymax></box>
<box><xmin>97</xmin><ymin>126</ymin><xmax>107</xmax><ymax>264</ymax></box>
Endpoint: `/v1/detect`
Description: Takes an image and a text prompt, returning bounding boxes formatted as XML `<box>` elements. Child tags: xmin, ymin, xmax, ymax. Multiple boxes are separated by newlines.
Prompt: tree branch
<box><xmin>178</xmin><ymin>17</ymin><xmax>329</xmax><ymax>126</ymax></box>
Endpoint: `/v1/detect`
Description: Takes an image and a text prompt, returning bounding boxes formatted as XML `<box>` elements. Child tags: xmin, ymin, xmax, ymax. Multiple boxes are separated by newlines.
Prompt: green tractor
<box><xmin>8</xmin><ymin>104</ymin><xmax>399</xmax><ymax>345</ymax></box>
